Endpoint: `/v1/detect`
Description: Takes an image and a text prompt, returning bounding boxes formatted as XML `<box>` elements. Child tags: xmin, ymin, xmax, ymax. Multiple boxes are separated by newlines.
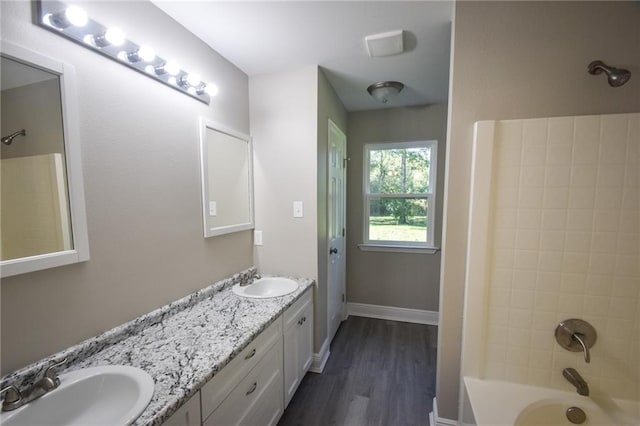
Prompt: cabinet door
<box><xmin>283</xmin><ymin>318</ymin><xmax>300</xmax><ymax>408</ymax></box>
<box><xmin>163</xmin><ymin>392</ymin><xmax>201</xmax><ymax>426</ymax></box>
<box><xmin>283</xmin><ymin>292</ymin><xmax>314</xmax><ymax>408</ymax></box>
<box><xmin>298</xmin><ymin>299</ymin><xmax>314</xmax><ymax>375</ymax></box>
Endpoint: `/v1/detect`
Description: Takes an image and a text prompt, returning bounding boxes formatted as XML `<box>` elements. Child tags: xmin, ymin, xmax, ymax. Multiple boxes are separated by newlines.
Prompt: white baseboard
<box><xmin>347</xmin><ymin>302</ymin><xmax>439</xmax><ymax>325</ymax></box>
<box><xmin>309</xmin><ymin>337</ymin><xmax>330</xmax><ymax>373</ymax></box>
<box><xmin>431</xmin><ymin>397</ymin><xmax>459</xmax><ymax>426</ymax></box>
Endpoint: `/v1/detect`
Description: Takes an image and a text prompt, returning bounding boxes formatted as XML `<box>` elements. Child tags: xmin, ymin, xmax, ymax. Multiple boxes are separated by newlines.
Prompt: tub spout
<box><xmin>563</xmin><ymin>368</ymin><xmax>589</xmax><ymax>396</ymax></box>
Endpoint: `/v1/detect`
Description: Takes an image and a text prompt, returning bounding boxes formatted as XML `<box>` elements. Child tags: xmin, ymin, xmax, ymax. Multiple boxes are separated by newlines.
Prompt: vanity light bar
<box><xmin>36</xmin><ymin>0</ymin><xmax>218</xmax><ymax>104</ymax></box>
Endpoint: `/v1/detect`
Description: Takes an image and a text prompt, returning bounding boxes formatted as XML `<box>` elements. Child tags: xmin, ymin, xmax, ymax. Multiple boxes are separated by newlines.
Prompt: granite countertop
<box><xmin>0</xmin><ymin>268</ymin><xmax>314</xmax><ymax>426</ymax></box>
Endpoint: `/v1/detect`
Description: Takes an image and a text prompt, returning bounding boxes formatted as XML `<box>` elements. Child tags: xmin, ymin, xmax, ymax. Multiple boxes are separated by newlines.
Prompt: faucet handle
<box><xmin>571</xmin><ymin>333</ymin><xmax>591</xmax><ymax>363</ymax></box>
<box><xmin>555</xmin><ymin>319</ymin><xmax>597</xmax><ymax>364</ymax></box>
<box><xmin>43</xmin><ymin>357</ymin><xmax>68</xmax><ymax>386</ymax></box>
<box><xmin>0</xmin><ymin>386</ymin><xmax>21</xmax><ymax>404</ymax></box>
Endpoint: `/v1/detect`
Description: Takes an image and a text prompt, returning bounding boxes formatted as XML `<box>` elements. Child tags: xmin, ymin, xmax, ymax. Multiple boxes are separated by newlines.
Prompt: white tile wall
<box><xmin>483</xmin><ymin>113</ymin><xmax>639</xmax><ymax>400</ymax></box>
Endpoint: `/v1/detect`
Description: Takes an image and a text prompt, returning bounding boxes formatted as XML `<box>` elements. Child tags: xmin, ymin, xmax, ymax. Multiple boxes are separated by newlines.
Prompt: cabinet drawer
<box><xmin>203</xmin><ymin>336</ymin><xmax>283</xmax><ymax>426</ymax></box>
<box><xmin>283</xmin><ymin>289</ymin><xmax>312</xmax><ymax>330</ymax></box>
<box><xmin>201</xmin><ymin>318</ymin><xmax>282</xmax><ymax>419</ymax></box>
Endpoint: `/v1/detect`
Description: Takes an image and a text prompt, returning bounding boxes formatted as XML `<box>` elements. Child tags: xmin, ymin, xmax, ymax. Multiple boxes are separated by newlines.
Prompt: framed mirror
<box><xmin>1</xmin><ymin>42</ymin><xmax>89</xmax><ymax>277</ymax></box>
<box><xmin>199</xmin><ymin>118</ymin><xmax>254</xmax><ymax>237</ymax></box>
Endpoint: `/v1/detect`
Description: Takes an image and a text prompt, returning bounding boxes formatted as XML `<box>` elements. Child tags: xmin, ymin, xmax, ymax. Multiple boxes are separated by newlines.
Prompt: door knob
<box><xmin>329</xmin><ymin>247</ymin><xmax>338</xmax><ymax>255</ymax></box>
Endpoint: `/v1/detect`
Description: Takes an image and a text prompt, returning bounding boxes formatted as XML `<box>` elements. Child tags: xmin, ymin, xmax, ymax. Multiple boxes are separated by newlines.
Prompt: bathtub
<box><xmin>465</xmin><ymin>377</ymin><xmax>640</xmax><ymax>426</ymax></box>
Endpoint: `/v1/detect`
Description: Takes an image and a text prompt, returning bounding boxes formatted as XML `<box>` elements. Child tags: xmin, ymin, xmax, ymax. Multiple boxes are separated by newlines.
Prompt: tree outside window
<box><xmin>364</xmin><ymin>140</ymin><xmax>437</xmax><ymax>247</ymax></box>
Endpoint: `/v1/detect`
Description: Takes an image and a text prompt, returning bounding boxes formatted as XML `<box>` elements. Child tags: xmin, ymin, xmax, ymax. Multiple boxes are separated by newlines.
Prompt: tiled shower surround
<box><xmin>482</xmin><ymin>113</ymin><xmax>639</xmax><ymax>399</ymax></box>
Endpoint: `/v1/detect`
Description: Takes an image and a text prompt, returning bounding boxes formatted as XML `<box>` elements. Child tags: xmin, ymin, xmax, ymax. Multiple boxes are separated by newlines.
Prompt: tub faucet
<box><xmin>563</xmin><ymin>367</ymin><xmax>589</xmax><ymax>396</ymax></box>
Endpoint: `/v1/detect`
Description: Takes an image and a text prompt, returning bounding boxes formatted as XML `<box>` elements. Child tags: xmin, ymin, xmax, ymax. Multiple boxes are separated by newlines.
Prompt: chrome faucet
<box><xmin>0</xmin><ymin>358</ymin><xmax>67</xmax><ymax>412</ymax></box>
<box><xmin>240</xmin><ymin>274</ymin><xmax>260</xmax><ymax>287</ymax></box>
<box><xmin>563</xmin><ymin>367</ymin><xmax>589</xmax><ymax>396</ymax></box>
<box><xmin>555</xmin><ymin>319</ymin><xmax>597</xmax><ymax>364</ymax></box>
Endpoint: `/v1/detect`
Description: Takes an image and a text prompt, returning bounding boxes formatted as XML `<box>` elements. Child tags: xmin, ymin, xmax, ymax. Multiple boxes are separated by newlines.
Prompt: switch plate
<box><xmin>209</xmin><ymin>201</ymin><xmax>217</xmax><ymax>216</ymax></box>
<box><xmin>293</xmin><ymin>201</ymin><xmax>303</xmax><ymax>218</ymax></box>
<box><xmin>254</xmin><ymin>230</ymin><xmax>263</xmax><ymax>246</ymax></box>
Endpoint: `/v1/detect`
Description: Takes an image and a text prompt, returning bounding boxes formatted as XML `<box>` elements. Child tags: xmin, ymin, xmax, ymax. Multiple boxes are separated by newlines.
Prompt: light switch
<box><xmin>209</xmin><ymin>201</ymin><xmax>217</xmax><ymax>216</ymax></box>
<box><xmin>293</xmin><ymin>201</ymin><xmax>303</xmax><ymax>218</ymax></box>
<box><xmin>254</xmin><ymin>230</ymin><xmax>263</xmax><ymax>246</ymax></box>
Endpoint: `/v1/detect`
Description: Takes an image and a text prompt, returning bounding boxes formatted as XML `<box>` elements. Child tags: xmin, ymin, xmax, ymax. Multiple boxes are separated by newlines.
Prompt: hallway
<box><xmin>279</xmin><ymin>316</ymin><xmax>438</xmax><ymax>426</ymax></box>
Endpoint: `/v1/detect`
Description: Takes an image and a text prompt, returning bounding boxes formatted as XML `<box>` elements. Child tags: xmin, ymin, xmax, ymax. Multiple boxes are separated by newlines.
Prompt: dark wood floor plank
<box><xmin>278</xmin><ymin>316</ymin><xmax>438</xmax><ymax>426</ymax></box>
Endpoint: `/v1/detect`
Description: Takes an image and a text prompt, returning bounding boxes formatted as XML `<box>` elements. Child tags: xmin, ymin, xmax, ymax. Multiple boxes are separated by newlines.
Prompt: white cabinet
<box><xmin>160</xmin><ymin>288</ymin><xmax>314</xmax><ymax>426</ymax></box>
<box><xmin>163</xmin><ymin>392</ymin><xmax>201</xmax><ymax>426</ymax></box>
<box><xmin>283</xmin><ymin>290</ymin><xmax>313</xmax><ymax>408</ymax></box>
<box><xmin>201</xmin><ymin>319</ymin><xmax>282</xmax><ymax>420</ymax></box>
<box><xmin>203</xmin><ymin>338</ymin><xmax>283</xmax><ymax>426</ymax></box>
<box><xmin>202</xmin><ymin>318</ymin><xmax>283</xmax><ymax>426</ymax></box>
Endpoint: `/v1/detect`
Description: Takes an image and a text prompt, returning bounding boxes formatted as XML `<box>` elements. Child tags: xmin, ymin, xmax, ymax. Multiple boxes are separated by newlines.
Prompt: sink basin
<box><xmin>232</xmin><ymin>277</ymin><xmax>298</xmax><ymax>298</ymax></box>
<box><xmin>0</xmin><ymin>365</ymin><xmax>154</xmax><ymax>426</ymax></box>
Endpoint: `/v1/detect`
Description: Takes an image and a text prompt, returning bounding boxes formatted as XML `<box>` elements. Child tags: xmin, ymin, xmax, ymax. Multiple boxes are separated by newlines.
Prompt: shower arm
<box><xmin>1</xmin><ymin>129</ymin><xmax>26</xmax><ymax>146</ymax></box>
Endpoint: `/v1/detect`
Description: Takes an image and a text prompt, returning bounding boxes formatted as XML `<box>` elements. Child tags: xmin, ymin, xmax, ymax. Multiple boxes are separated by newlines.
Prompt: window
<box><xmin>362</xmin><ymin>140</ymin><xmax>437</xmax><ymax>252</ymax></box>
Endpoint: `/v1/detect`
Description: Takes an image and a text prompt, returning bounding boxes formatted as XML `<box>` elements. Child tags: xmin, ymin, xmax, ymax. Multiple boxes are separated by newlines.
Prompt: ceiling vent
<box><xmin>364</xmin><ymin>30</ymin><xmax>404</xmax><ymax>58</ymax></box>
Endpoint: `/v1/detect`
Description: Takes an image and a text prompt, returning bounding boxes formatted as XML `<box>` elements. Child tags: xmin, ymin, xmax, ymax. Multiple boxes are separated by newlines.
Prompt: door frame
<box><xmin>327</xmin><ymin>118</ymin><xmax>347</xmax><ymax>345</ymax></box>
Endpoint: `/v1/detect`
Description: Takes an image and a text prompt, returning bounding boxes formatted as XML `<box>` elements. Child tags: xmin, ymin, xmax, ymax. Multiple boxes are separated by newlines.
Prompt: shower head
<box><xmin>588</xmin><ymin>60</ymin><xmax>631</xmax><ymax>87</ymax></box>
<box><xmin>1</xmin><ymin>129</ymin><xmax>26</xmax><ymax>146</ymax></box>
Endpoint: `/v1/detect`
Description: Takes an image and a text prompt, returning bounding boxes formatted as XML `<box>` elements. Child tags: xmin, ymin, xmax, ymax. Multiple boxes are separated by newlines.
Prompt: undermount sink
<box><xmin>232</xmin><ymin>277</ymin><xmax>298</xmax><ymax>298</ymax></box>
<box><xmin>0</xmin><ymin>365</ymin><xmax>154</xmax><ymax>426</ymax></box>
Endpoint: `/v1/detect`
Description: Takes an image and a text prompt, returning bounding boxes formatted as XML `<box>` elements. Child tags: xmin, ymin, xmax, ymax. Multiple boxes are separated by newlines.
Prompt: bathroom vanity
<box><xmin>0</xmin><ymin>268</ymin><xmax>315</xmax><ymax>426</ymax></box>
<box><xmin>166</xmin><ymin>289</ymin><xmax>313</xmax><ymax>426</ymax></box>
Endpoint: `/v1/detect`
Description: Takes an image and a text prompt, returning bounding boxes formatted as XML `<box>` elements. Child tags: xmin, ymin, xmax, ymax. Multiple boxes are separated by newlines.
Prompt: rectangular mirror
<box><xmin>1</xmin><ymin>42</ymin><xmax>89</xmax><ymax>277</ymax></box>
<box><xmin>199</xmin><ymin>119</ymin><xmax>254</xmax><ymax>237</ymax></box>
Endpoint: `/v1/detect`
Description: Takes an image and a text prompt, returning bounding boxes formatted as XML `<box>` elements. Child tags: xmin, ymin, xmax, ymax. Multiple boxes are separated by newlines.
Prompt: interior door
<box><xmin>327</xmin><ymin>119</ymin><xmax>347</xmax><ymax>344</ymax></box>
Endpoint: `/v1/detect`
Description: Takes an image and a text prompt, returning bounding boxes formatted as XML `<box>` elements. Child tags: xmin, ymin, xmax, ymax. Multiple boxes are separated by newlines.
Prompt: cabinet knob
<box><xmin>244</xmin><ymin>348</ymin><xmax>256</xmax><ymax>360</ymax></box>
<box><xmin>246</xmin><ymin>381</ymin><xmax>257</xmax><ymax>396</ymax></box>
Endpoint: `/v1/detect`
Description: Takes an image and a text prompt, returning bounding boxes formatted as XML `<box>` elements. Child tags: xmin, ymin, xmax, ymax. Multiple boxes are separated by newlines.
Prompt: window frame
<box><xmin>361</xmin><ymin>140</ymin><xmax>438</xmax><ymax>251</ymax></box>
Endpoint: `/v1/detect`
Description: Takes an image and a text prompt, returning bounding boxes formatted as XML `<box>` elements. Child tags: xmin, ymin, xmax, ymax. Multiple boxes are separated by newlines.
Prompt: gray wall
<box><xmin>250</xmin><ymin>66</ymin><xmax>347</xmax><ymax>352</ymax></box>
<box><xmin>346</xmin><ymin>104</ymin><xmax>447</xmax><ymax>311</ymax></box>
<box><xmin>251</xmin><ymin>66</ymin><xmax>318</xmax><ymax>279</ymax></box>
<box><xmin>1</xmin><ymin>1</ymin><xmax>252</xmax><ymax>374</ymax></box>
<box><xmin>438</xmin><ymin>1</ymin><xmax>640</xmax><ymax>420</ymax></box>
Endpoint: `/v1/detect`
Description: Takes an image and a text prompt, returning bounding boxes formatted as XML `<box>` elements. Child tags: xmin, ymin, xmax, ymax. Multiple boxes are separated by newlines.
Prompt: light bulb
<box><xmin>168</xmin><ymin>76</ymin><xmax>177</xmax><ymax>85</ymax></box>
<box><xmin>104</xmin><ymin>28</ymin><xmax>125</xmax><ymax>46</ymax></box>
<box><xmin>124</xmin><ymin>45</ymin><xmax>155</xmax><ymax>63</ymax></box>
<box><xmin>205</xmin><ymin>83</ymin><xmax>219</xmax><ymax>96</ymax></box>
<box><xmin>137</xmin><ymin>45</ymin><xmax>155</xmax><ymax>62</ymax></box>
<box><xmin>65</xmin><ymin>6</ymin><xmax>88</xmax><ymax>27</ymax></box>
<box><xmin>145</xmin><ymin>65</ymin><xmax>155</xmax><ymax>74</ymax></box>
<box><xmin>164</xmin><ymin>62</ymin><xmax>180</xmax><ymax>76</ymax></box>
<box><xmin>187</xmin><ymin>87</ymin><xmax>197</xmax><ymax>95</ymax></box>
<box><xmin>185</xmin><ymin>73</ymin><xmax>201</xmax><ymax>86</ymax></box>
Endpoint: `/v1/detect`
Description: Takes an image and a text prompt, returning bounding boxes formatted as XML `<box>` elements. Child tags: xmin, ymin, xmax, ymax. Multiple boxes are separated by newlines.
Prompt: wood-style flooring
<box><xmin>278</xmin><ymin>316</ymin><xmax>438</xmax><ymax>426</ymax></box>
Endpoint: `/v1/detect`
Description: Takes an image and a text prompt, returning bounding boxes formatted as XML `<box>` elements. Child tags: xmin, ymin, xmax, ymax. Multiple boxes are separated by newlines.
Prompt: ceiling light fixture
<box><xmin>367</xmin><ymin>81</ymin><xmax>404</xmax><ymax>104</ymax></box>
<box><xmin>36</xmin><ymin>0</ymin><xmax>216</xmax><ymax>104</ymax></box>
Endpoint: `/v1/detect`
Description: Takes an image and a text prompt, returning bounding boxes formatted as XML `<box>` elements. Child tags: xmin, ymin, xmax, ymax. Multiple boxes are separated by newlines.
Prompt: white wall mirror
<box><xmin>199</xmin><ymin>118</ymin><xmax>254</xmax><ymax>237</ymax></box>
<box><xmin>1</xmin><ymin>42</ymin><xmax>90</xmax><ymax>277</ymax></box>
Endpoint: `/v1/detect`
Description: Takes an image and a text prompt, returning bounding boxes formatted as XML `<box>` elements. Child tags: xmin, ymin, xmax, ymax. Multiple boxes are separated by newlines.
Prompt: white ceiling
<box><xmin>153</xmin><ymin>1</ymin><xmax>453</xmax><ymax>112</ymax></box>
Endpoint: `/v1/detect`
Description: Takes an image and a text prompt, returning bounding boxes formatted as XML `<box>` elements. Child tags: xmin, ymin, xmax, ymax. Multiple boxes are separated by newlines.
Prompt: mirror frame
<box><xmin>1</xmin><ymin>41</ymin><xmax>90</xmax><ymax>277</ymax></box>
<box><xmin>199</xmin><ymin>118</ymin><xmax>254</xmax><ymax>238</ymax></box>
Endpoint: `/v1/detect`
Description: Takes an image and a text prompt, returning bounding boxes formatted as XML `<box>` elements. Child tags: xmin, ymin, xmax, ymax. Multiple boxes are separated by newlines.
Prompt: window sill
<box><xmin>357</xmin><ymin>244</ymin><xmax>440</xmax><ymax>254</ymax></box>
